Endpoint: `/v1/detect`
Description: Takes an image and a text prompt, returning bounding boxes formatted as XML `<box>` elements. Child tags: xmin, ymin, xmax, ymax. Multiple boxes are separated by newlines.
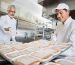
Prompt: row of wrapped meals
<box><xmin>0</xmin><ymin>40</ymin><xmax>71</xmax><ymax>65</ymax></box>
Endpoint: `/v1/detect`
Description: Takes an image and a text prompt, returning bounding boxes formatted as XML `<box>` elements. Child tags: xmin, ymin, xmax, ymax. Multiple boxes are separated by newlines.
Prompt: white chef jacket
<box><xmin>0</xmin><ymin>15</ymin><xmax>16</xmax><ymax>43</ymax></box>
<box><xmin>52</xmin><ymin>17</ymin><xmax>75</xmax><ymax>56</ymax></box>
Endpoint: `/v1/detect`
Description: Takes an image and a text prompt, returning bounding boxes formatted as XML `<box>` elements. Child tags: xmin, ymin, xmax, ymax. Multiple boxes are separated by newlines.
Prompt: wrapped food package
<box><xmin>0</xmin><ymin>40</ymin><xmax>72</xmax><ymax>65</ymax></box>
<box><xmin>0</xmin><ymin>47</ymin><xmax>17</xmax><ymax>54</ymax></box>
<box><xmin>31</xmin><ymin>48</ymin><xmax>57</xmax><ymax>62</ymax></box>
<box><xmin>29</xmin><ymin>39</ymin><xmax>51</xmax><ymax>48</ymax></box>
<box><xmin>5</xmin><ymin>50</ymin><xmax>23</xmax><ymax>60</ymax></box>
<box><xmin>13</xmin><ymin>55</ymin><xmax>40</xmax><ymax>65</ymax></box>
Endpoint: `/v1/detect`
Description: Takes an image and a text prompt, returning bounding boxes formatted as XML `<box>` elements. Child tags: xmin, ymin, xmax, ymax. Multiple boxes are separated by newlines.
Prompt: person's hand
<box><xmin>4</xmin><ymin>28</ymin><xmax>10</xmax><ymax>31</ymax></box>
<box><xmin>4</xmin><ymin>27</ymin><xmax>11</xmax><ymax>31</ymax></box>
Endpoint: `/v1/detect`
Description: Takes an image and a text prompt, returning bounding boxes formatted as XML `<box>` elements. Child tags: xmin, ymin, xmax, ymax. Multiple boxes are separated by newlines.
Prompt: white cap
<box><xmin>52</xmin><ymin>3</ymin><xmax>70</xmax><ymax>13</ymax></box>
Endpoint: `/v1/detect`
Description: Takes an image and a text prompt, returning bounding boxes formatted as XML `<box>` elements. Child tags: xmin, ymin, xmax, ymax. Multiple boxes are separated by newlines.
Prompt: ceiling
<box><xmin>38</xmin><ymin>0</ymin><xmax>60</xmax><ymax>7</ymax></box>
<box><xmin>43</xmin><ymin>0</ymin><xmax>59</xmax><ymax>6</ymax></box>
<box><xmin>38</xmin><ymin>0</ymin><xmax>44</xmax><ymax>3</ymax></box>
<box><xmin>38</xmin><ymin>0</ymin><xmax>74</xmax><ymax>7</ymax></box>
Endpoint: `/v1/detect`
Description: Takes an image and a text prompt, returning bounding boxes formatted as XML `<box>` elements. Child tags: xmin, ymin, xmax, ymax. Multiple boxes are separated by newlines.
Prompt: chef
<box><xmin>0</xmin><ymin>5</ymin><xmax>17</xmax><ymax>43</ymax></box>
<box><xmin>52</xmin><ymin>3</ymin><xmax>75</xmax><ymax>56</ymax></box>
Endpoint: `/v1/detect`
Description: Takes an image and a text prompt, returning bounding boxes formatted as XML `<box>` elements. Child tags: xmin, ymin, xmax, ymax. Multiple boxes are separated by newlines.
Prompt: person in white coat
<box><xmin>52</xmin><ymin>3</ymin><xmax>75</xmax><ymax>56</ymax></box>
<box><xmin>0</xmin><ymin>5</ymin><xmax>17</xmax><ymax>43</ymax></box>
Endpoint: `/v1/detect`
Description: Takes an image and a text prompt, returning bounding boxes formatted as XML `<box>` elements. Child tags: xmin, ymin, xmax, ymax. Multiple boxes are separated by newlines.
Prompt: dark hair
<box><xmin>63</xmin><ymin>9</ymin><xmax>68</xmax><ymax>11</ymax></box>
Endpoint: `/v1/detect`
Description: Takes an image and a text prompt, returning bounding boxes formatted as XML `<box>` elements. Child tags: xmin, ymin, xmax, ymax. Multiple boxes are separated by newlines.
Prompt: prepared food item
<box><xmin>0</xmin><ymin>44</ymin><xmax>12</xmax><ymax>49</ymax></box>
<box><xmin>29</xmin><ymin>39</ymin><xmax>50</xmax><ymax>48</ymax></box>
<box><xmin>10</xmin><ymin>44</ymin><xmax>27</xmax><ymax>50</ymax></box>
<box><xmin>0</xmin><ymin>47</ymin><xmax>16</xmax><ymax>54</ymax></box>
<box><xmin>0</xmin><ymin>40</ymin><xmax>71</xmax><ymax>65</ymax></box>
<box><xmin>13</xmin><ymin>55</ymin><xmax>40</xmax><ymax>65</ymax></box>
<box><xmin>50</xmin><ymin>44</ymin><xmax>70</xmax><ymax>52</ymax></box>
<box><xmin>31</xmin><ymin>48</ymin><xmax>56</xmax><ymax>60</ymax></box>
<box><xmin>5</xmin><ymin>47</ymin><xmax>37</xmax><ymax>60</ymax></box>
<box><xmin>5</xmin><ymin>51</ymin><xmax>22</xmax><ymax>59</ymax></box>
<box><xmin>0</xmin><ymin>44</ymin><xmax>23</xmax><ymax>50</ymax></box>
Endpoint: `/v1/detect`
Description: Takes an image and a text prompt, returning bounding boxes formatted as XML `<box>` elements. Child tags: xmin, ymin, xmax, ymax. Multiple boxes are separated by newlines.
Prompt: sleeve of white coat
<box><xmin>69</xmin><ymin>22</ymin><xmax>75</xmax><ymax>51</ymax></box>
<box><xmin>70</xmin><ymin>29</ymin><xmax>75</xmax><ymax>48</ymax></box>
<box><xmin>0</xmin><ymin>16</ymin><xmax>6</xmax><ymax>32</ymax></box>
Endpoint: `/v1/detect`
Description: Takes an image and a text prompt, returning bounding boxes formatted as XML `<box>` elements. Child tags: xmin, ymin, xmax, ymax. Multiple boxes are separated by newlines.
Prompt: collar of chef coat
<box><xmin>56</xmin><ymin>17</ymin><xmax>73</xmax><ymax>43</ymax></box>
<box><xmin>7</xmin><ymin>15</ymin><xmax>14</xmax><ymax>19</ymax></box>
<box><xmin>64</xmin><ymin>17</ymin><xmax>72</xmax><ymax>27</ymax></box>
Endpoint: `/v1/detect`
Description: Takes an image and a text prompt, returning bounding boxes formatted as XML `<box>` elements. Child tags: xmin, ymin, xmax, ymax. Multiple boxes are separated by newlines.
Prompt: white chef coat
<box><xmin>52</xmin><ymin>17</ymin><xmax>75</xmax><ymax>56</ymax></box>
<box><xmin>0</xmin><ymin>15</ymin><xmax>16</xmax><ymax>43</ymax></box>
